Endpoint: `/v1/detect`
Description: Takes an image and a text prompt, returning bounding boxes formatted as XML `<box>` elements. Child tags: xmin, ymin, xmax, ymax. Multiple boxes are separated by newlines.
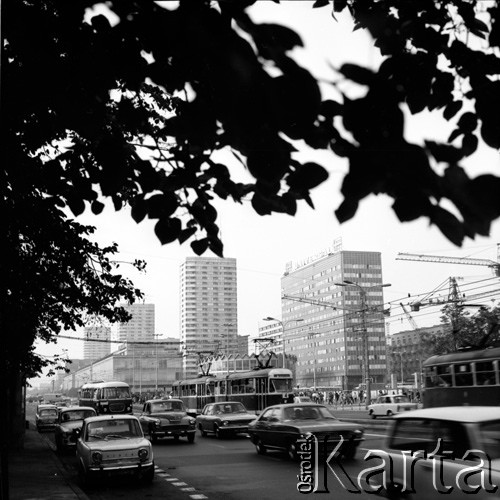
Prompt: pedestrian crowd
<box><xmin>295</xmin><ymin>388</ymin><xmax>421</xmax><ymax>406</ymax></box>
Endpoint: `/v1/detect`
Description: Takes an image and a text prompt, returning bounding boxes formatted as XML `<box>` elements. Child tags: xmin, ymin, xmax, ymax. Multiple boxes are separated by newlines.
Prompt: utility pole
<box><xmin>336</xmin><ymin>280</ymin><xmax>391</xmax><ymax>408</ymax></box>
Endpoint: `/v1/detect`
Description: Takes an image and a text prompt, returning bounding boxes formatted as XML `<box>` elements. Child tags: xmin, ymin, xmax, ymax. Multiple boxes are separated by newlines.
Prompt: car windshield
<box><xmin>479</xmin><ymin>420</ymin><xmax>500</xmax><ymax>459</ymax></box>
<box><xmin>40</xmin><ymin>409</ymin><xmax>57</xmax><ymax>417</ymax></box>
<box><xmin>102</xmin><ymin>387</ymin><xmax>131</xmax><ymax>399</ymax></box>
<box><xmin>86</xmin><ymin>419</ymin><xmax>141</xmax><ymax>441</ymax></box>
<box><xmin>61</xmin><ymin>410</ymin><xmax>95</xmax><ymax>422</ymax></box>
<box><xmin>213</xmin><ymin>403</ymin><xmax>246</xmax><ymax>414</ymax></box>
<box><xmin>150</xmin><ymin>401</ymin><xmax>184</xmax><ymax>413</ymax></box>
<box><xmin>283</xmin><ymin>406</ymin><xmax>336</xmax><ymax>421</ymax></box>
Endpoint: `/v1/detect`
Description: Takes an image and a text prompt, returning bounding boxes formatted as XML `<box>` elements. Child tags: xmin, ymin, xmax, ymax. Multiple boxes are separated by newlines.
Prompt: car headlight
<box><xmin>138</xmin><ymin>448</ymin><xmax>149</xmax><ymax>461</ymax></box>
<box><xmin>102</xmin><ymin>407</ymin><xmax>108</xmax><ymax>412</ymax></box>
<box><xmin>127</xmin><ymin>406</ymin><xmax>131</xmax><ymax>411</ymax></box>
<box><xmin>189</xmin><ymin>418</ymin><xmax>196</xmax><ymax>426</ymax></box>
<box><xmin>152</xmin><ymin>418</ymin><xmax>161</xmax><ymax>425</ymax></box>
<box><xmin>222</xmin><ymin>420</ymin><xmax>229</xmax><ymax>426</ymax></box>
<box><xmin>91</xmin><ymin>451</ymin><xmax>102</xmax><ymax>465</ymax></box>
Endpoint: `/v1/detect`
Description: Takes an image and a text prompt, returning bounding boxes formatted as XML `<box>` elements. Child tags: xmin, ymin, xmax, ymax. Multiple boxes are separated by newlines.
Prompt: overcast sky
<box><xmin>34</xmin><ymin>2</ymin><xmax>500</xmax><ymax>366</ymax></box>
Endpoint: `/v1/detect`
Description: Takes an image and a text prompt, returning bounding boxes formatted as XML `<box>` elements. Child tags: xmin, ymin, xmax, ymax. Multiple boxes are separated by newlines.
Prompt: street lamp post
<box><xmin>263</xmin><ymin>317</ymin><xmax>304</xmax><ymax>369</ymax></box>
<box><xmin>336</xmin><ymin>280</ymin><xmax>391</xmax><ymax>408</ymax></box>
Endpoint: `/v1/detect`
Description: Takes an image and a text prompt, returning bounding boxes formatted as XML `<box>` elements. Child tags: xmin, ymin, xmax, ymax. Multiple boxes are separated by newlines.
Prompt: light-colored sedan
<box><xmin>75</xmin><ymin>414</ymin><xmax>154</xmax><ymax>485</ymax></box>
<box><xmin>196</xmin><ymin>401</ymin><xmax>257</xmax><ymax>438</ymax></box>
<box><xmin>54</xmin><ymin>406</ymin><xmax>96</xmax><ymax>452</ymax></box>
<box><xmin>365</xmin><ymin>406</ymin><xmax>500</xmax><ymax>499</ymax></box>
<box><xmin>367</xmin><ymin>394</ymin><xmax>418</xmax><ymax>418</ymax></box>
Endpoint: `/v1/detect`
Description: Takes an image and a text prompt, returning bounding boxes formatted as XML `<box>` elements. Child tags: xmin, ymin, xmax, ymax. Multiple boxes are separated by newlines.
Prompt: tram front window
<box><xmin>270</xmin><ymin>379</ymin><xmax>292</xmax><ymax>392</ymax></box>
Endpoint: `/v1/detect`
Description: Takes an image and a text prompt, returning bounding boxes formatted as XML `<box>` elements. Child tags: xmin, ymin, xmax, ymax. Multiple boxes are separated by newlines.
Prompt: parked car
<box><xmin>367</xmin><ymin>394</ymin><xmax>418</xmax><ymax>418</ymax></box>
<box><xmin>54</xmin><ymin>406</ymin><xmax>97</xmax><ymax>452</ymax></box>
<box><xmin>366</xmin><ymin>406</ymin><xmax>500</xmax><ymax>499</ymax></box>
<box><xmin>248</xmin><ymin>403</ymin><xmax>364</xmax><ymax>460</ymax></box>
<box><xmin>138</xmin><ymin>399</ymin><xmax>196</xmax><ymax>443</ymax></box>
<box><xmin>196</xmin><ymin>401</ymin><xmax>257</xmax><ymax>438</ymax></box>
<box><xmin>75</xmin><ymin>414</ymin><xmax>154</xmax><ymax>485</ymax></box>
<box><xmin>35</xmin><ymin>404</ymin><xmax>58</xmax><ymax>432</ymax></box>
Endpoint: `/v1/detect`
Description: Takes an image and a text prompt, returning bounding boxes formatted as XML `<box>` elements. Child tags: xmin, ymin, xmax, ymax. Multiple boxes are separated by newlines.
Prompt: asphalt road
<box><xmin>27</xmin><ymin>404</ymin><xmax>390</xmax><ymax>500</ymax></box>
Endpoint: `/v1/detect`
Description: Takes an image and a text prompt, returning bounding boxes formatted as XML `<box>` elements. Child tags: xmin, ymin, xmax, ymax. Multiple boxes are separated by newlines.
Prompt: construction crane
<box><xmin>410</xmin><ymin>279</ymin><xmax>500</xmax><ymax>311</ymax></box>
<box><xmin>400</xmin><ymin>302</ymin><xmax>419</xmax><ymax>330</ymax></box>
<box><xmin>396</xmin><ymin>247</ymin><xmax>500</xmax><ymax>276</ymax></box>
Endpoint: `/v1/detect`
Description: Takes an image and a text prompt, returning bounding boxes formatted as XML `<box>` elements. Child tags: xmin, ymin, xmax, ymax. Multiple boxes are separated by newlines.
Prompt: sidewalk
<box><xmin>8</xmin><ymin>422</ymin><xmax>89</xmax><ymax>500</ymax></box>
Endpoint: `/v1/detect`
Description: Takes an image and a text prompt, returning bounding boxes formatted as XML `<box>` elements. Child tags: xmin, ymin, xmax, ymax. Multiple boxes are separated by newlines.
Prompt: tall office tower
<box><xmin>282</xmin><ymin>250</ymin><xmax>387</xmax><ymax>390</ymax></box>
<box><xmin>180</xmin><ymin>257</ymin><xmax>238</xmax><ymax>378</ymax></box>
<box><xmin>83</xmin><ymin>326</ymin><xmax>111</xmax><ymax>361</ymax></box>
<box><xmin>117</xmin><ymin>303</ymin><xmax>155</xmax><ymax>351</ymax></box>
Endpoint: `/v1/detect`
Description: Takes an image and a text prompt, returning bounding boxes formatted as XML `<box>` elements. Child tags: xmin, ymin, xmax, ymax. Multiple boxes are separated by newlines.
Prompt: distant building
<box><xmin>83</xmin><ymin>326</ymin><xmax>111</xmax><ymax>360</ymax></box>
<box><xmin>282</xmin><ymin>250</ymin><xmax>388</xmax><ymax>390</ymax></box>
<box><xmin>117</xmin><ymin>303</ymin><xmax>155</xmax><ymax>352</ymax></box>
<box><xmin>61</xmin><ymin>340</ymin><xmax>183</xmax><ymax>395</ymax></box>
<box><xmin>388</xmin><ymin>324</ymin><xmax>447</xmax><ymax>387</ymax></box>
<box><xmin>180</xmin><ymin>257</ymin><xmax>238</xmax><ymax>378</ymax></box>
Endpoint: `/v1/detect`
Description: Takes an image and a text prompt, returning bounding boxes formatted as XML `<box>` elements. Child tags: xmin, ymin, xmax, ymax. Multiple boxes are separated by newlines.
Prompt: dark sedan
<box><xmin>138</xmin><ymin>399</ymin><xmax>196</xmax><ymax>443</ymax></box>
<box><xmin>248</xmin><ymin>403</ymin><xmax>364</xmax><ymax>460</ymax></box>
<box><xmin>196</xmin><ymin>401</ymin><xmax>257</xmax><ymax>438</ymax></box>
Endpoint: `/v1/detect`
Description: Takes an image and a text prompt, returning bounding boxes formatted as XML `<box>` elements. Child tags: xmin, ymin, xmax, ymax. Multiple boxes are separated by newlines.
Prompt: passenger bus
<box><xmin>78</xmin><ymin>381</ymin><xmax>133</xmax><ymax>415</ymax></box>
<box><xmin>423</xmin><ymin>346</ymin><xmax>500</xmax><ymax>408</ymax></box>
<box><xmin>171</xmin><ymin>368</ymin><xmax>295</xmax><ymax>415</ymax></box>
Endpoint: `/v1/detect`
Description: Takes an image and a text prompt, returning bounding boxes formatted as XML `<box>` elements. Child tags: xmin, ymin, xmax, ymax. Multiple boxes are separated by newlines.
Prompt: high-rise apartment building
<box><xmin>282</xmin><ymin>250</ymin><xmax>387</xmax><ymax>390</ymax></box>
<box><xmin>180</xmin><ymin>257</ymin><xmax>238</xmax><ymax>378</ymax></box>
<box><xmin>117</xmin><ymin>303</ymin><xmax>155</xmax><ymax>348</ymax></box>
<box><xmin>83</xmin><ymin>326</ymin><xmax>111</xmax><ymax>361</ymax></box>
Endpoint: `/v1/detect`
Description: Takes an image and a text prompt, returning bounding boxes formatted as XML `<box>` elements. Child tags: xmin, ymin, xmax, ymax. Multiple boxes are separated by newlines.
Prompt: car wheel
<box><xmin>369</xmin><ymin>411</ymin><xmax>376</xmax><ymax>419</ymax></box>
<box><xmin>198</xmin><ymin>424</ymin><xmax>207</xmax><ymax>437</ymax></box>
<box><xmin>255</xmin><ymin>439</ymin><xmax>267</xmax><ymax>455</ymax></box>
<box><xmin>55</xmin><ymin>435</ymin><xmax>63</xmax><ymax>453</ymax></box>
<box><xmin>141</xmin><ymin>463</ymin><xmax>155</xmax><ymax>484</ymax></box>
<box><xmin>214</xmin><ymin>425</ymin><xmax>223</xmax><ymax>439</ymax></box>
<box><xmin>287</xmin><ymin>442</ymin><xmax>298</xmax><ymax>461</ymax></box>
<box><xmin>386</xmin><ymin>410</ymin><xmax>393</xmax><ymax>417</ymax></box>
<box><xmin>148</xmin><ymin>428</ymin><xmax>158</xmax><ymax>443</ymax></box>
<box><xmin>187</xmin><ymin>432</ymin><xmax>195</xmax><ymax>444</ymax></box>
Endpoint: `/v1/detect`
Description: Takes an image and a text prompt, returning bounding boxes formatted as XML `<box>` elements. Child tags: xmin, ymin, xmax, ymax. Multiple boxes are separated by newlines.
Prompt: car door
<box><xmin>201</xmin><ymin>405</ymin><xmax>213</xmax><ymax>431</ymax></box>
<box><xmin>265</xmin><ymin>408</ymin><xmax>284</xmax><ymax>448</ymax></box>
<box><xmin>253</xmin><ymin>408</ymin><xmax>276</xmax><ymax>445</ymax></box>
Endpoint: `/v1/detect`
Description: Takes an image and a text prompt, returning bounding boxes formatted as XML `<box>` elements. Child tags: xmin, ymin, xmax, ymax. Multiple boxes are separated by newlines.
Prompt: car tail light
<box><xmin>91</xmin><ymin>451</ymin><xmax>102</xmax><ymax>465</ymax></box>
<box><xmin>138</xmin><ymin>448</ymin><xmax>149</xmax><ymax>461</ymax></box>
